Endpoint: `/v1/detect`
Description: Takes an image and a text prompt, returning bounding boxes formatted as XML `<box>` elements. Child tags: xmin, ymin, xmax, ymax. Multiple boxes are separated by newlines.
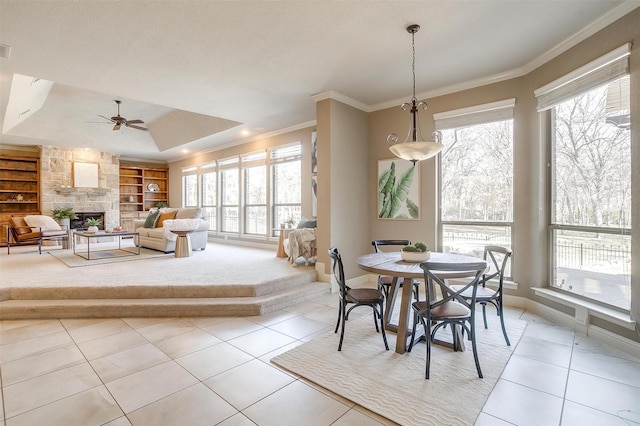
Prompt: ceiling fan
<box><xmin>98</xmin><ymin>100</ymin><xmax>148</xmax><ymax>131</ymax></box>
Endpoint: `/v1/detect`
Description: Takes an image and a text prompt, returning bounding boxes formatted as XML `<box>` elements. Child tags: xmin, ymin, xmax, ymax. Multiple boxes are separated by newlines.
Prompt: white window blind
<box><xmin>270</xmin><ymin>143</ymin><xmax>301</xmax><ymax>163</ymax></box>
<box><xmin>433</xmin><ymin>98</ymin><xmax>516</xmax><ymax>130</ymax></box>
<box><xmin>534</xmin><ymin>43</ymin><xmax>631</xmax><ymax>112</ymax></box>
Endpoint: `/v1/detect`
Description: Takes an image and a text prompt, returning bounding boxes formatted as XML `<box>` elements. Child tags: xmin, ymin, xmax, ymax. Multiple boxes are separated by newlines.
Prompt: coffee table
<box><xmin>73</xmin><ymin>230</ymin><xmax>140</xmax><ymax>260</ymax></box>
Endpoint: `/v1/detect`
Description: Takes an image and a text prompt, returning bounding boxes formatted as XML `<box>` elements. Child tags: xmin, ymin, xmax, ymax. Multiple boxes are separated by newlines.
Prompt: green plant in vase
<box><xmin>86</xmin><ymin>217</ymin><xmax>102</xmax><ymax>233</ymax></box>
<box><xmin>51</xmin><ymin>206</ymin><xmax>78</xmax><ymax>229</ymax></box>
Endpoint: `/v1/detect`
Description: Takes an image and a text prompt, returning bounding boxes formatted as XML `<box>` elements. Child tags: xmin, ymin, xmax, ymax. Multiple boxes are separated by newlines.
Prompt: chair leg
<box><xmin>423</xmin><ymin>319</ymin><xmax>431</xmax><ymax>379</ymax></box>
<box><xmin>468</xmin><ymin>318</ymin><xmax>483</xmax><ymax>378</ymax></box>
<box><xmin>379</xmin><ymin>302</ymin><xmax>389</xmax><ymax>350</ymax></box>
<box><xmin>372</xmin><ymin>307</ymin><xmax>380</xmax><ymax>332</ymax></box>
<box><xmin>408</xmin><ymin>311</ymin><xmax>419</xmax><ymax>352</ymax></box>
<box><xmin>334</xmin><ymin>301</ymin><xmax>342</xmax><ymax>333</ymax></box>
<box><xmin>338</xmin><ymin>304</ymin><xmax>347</xmax><ymax>351</ymax></box>
<box><xmin>498</xmin><ymin>301</ymin><xmax>511</xmax><ymax>346</ymax></box>
<box><xmin>482</xmin><ymin>303</ymin><xmax>488</xmax><ymax>329</ymax></box>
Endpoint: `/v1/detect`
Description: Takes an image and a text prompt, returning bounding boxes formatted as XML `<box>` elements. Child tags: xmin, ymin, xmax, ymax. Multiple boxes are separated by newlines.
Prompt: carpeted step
<box><xmin>0</xmin><ymin>282</ymin><xmax>331</xmax><ymax>319</ymax></box>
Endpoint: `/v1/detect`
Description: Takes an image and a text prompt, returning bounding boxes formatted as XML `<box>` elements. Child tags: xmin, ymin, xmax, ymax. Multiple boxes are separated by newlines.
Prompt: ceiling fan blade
<box><xmin>126</xmin><ymin>124</ymin><xmax>148</xmax><ymax>131</ymax></box>
<box><xmin>126</xmin><ymin>119</ymin><xmax>144</xmax><ymax>124</ymax></box>
<box><xmin>113</xmin><ymin>123</ymin><xmax>121</xmax><ymax>131</ymax></box>
<box><xmin>98</xmin><ymin>114</ymin><xmax>115</xmax><ymax>123</ymax></box>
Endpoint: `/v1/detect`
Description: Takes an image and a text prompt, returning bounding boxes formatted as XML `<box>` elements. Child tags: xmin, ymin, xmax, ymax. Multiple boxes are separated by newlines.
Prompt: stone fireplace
<box><xmin>70</xmin><ymin>212</ymin><xmax>106</xmax><ymax>231</ymax></box>
<box><xmin>40</xmin><ymin>146</ymin><xmax>120</xmax><ymax>230</ymax></box>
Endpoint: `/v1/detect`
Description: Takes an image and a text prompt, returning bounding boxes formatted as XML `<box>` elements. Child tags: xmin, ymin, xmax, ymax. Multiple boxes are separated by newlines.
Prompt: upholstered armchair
<box><xmin>7</xmin><ymin>215</ymin><xmax>70</xmax><ymax>254</ymax></box>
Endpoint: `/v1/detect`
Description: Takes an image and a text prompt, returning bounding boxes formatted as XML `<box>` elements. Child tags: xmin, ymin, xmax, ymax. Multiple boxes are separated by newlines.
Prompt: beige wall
<box><xmin>365</xmin><ymin>8</ymin><xmax>640</xmax><ymax>337</ymax></box>
<box><xmin>167</xmin><ymin>8</ymin><xmax>639</xmax><ymax>337</ymax></box>
<box><xmin>323</xmin><ymin>99</ymin><xmax>370</xmax><ymax>280</ymax></box>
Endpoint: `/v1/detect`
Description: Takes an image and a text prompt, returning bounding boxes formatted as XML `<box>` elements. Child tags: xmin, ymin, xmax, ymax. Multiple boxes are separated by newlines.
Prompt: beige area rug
<box><xmin>49</xmin><ymin>247</ymin><xmax>171</xmax><ymax>267</ymax></box>
<box><xmin>272</xmin><ymin>315</ymin><xmax>526</xmax><ymax>425</ymax></box>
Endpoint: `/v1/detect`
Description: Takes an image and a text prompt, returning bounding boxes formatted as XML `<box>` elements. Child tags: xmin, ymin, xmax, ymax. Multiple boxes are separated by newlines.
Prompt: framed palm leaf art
<box><xmin>377</xmin><ymin>159</ymin><xmax>420</xmax><ymax>220</ymax></box>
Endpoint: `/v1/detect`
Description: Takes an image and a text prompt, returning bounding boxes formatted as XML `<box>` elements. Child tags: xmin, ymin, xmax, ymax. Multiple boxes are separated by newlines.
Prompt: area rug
<box><xmin>272</xmin><ymin>316</ymin><xmax>526</xmax><ymax>425</ymax></box>
<box><xmin>49</xmin><ymin>247</ymin><xmax>171</xmax><ymax>267</ymax></box>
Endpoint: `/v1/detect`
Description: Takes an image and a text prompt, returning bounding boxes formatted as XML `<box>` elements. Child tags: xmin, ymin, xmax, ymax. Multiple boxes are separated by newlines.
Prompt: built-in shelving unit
<box><xmin>0</xmin><ymin>155</ymin><xmax>40</xmax><ymax>246</ymax></box>
<box><xmin>119</xmin><ymin>164</ymin><xmax>169</xmax><ymax>231</ymax></box>
<box><xmin>0</xmin><ymin>156</ymin><xmax>40</xmax><ymax>214</ymax></box>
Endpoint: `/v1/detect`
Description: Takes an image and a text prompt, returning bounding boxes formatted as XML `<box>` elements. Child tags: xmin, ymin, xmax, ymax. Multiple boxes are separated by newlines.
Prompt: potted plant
<box><xmin>51</xmin><ymin>206</ymin><xmax>78</xmax><ymax>229</ymax></box>
<box><xmin>86</xmin><ymin>217</ymin><xmax>102</xmax><ymax>233</ymax></box>
<box><xmin>401</xmin><ymin>242</ymin><xmax>430</xmax><ymax>262</ymax></box>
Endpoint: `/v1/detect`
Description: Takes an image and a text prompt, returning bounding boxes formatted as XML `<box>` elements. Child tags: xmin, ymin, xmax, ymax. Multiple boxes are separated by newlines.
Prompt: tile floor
<box><xmin>1</xmin><ymin>292</ymin><xmax>639</xmax><ymax>426</ymax></box>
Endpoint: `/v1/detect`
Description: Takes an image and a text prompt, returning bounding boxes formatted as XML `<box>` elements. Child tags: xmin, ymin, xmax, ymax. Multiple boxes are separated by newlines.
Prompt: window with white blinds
<box><xmin>534</xmin><ymin>43</ymin><xmax>630</xmax><ymax>112</ymax></box>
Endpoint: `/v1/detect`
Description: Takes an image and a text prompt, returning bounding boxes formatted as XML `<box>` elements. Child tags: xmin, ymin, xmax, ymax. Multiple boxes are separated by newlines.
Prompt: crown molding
<box><xmin>370</xmin><ymin>1</ymin><xmax>640</xmax><ymax>112</ymax></box>
<box><xmin>523</xmin><ymin>0</ymin><xmax>640</xmax><ymax>74</ymax></box>
<box><xmin>310</xmin><ymin>91</ymin><xmax>371</xmax><ymax>112</ymax></box>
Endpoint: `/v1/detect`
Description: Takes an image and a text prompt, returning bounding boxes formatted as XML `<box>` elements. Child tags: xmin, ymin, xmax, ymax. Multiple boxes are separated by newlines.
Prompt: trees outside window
<box><xmin>271</xmin><ymin>144</ymin><xmax>301</xmax><ymax>233</ymax></box>
<box><xmin>439</xmin><ymin>119</ymin><xmax>514</xmax><ymax>277</ymax></box>
<box><xmin>550</xmin><ymin>75</ymin><xmax>631</xmax><ymax>309</ymax></box>
<box><xmin>243</xmin><ymin>151</ymin><xmax>267</xmax><ymax>235</ymax></box>
<box><xmin>220</xmin><ymin>157</ymin><xmax>239</xmax><ymax>233</ymax></box>
<box><xmin>200</xmin><ymin>163</ymin><xmax>216</xmax><ymax>231</ymax></box>
<box><xmin>180</xmin><ymin>142</ymin><xmax>301</xmax><ymax>238</ymax></box>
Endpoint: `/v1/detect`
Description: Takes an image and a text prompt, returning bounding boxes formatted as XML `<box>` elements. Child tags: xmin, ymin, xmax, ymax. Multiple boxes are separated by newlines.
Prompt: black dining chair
<box><xmin>328</xmin><ymin>247</ymin><xmax>389</xmax><ymax>352</ymax></box>
<box><xmin>371</xmin><ymin>240</ymin><xmax>420</xmax><ymax>302</ymax></box>
<box><xmin>450</xmin><ymin>245</ymin><xmax>513</xmax><ymax>345</ymax></box>
<box><xmin>408</xmin><ymin>260</ymin><xmax>487</xmax><ymax>379</ymax></box>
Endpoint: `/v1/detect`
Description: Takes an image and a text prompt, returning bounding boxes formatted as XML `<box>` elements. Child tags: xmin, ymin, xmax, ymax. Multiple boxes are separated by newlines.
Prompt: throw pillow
<box><xmin>175</xmin><ymin>207</ymin><xmax>203</xmax><ymax>220</ymax></box>
<box><xmin>24</xmin><ymin>215</ymin><xmax>62</xmax><ymax>231</ymax></box>
<box><xmin>296</xmin><ymin>217</ymin><xmax>317</xmax><ymax>229</ymax></box>
<box><xmin>143</xmin><ymin>209</ymin><xmax>160</xmax><ymax>228</ymax></box>
<box><xmin>155</xmin><ymin>210</ymin><xmax>177</xmax><ymax>228</ymax></box>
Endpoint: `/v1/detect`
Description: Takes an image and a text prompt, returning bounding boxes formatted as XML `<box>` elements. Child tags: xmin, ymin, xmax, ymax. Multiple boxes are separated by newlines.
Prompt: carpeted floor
<box><xmin>272</xmin><ymin>315</ymin><xmax>526</xmax><ymax>426</ymax></box>
<box><xmin>0</xmin><ymin>242</ymin><xmax>316</xmax><ymax>289</ymax></box>
<box><xmin>49</xmin><ymin>247</ymin><xmax>170</xmax><ymax>267</ymax></box>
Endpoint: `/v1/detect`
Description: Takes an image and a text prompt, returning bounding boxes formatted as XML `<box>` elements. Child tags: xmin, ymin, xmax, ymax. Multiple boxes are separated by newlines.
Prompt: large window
<box><xmin>537</xmin><ymin>44</ymin><xmax>631</xmax><ymax>309</ymax></box>
<box><xmin>180</xmin><ymin>142</ymin><xmax>302</xmax><ymax>239</ymax></box>
<box><xmin>219</xmin><ymin>157</ymin><xmax>239</xmax><ymax>233</ymax></box>
<box><xmin>182</xmin><ymin>167</ymin><xmax>197</xmax><ymax>207</ymax></box>
<box><xmin>242</xmin><ymin>151</ymin><xmax>267</xmax><ymax>235</ymax></box>
<box><xmin>435</xmin><ymin>100</ymin><xmax>515</xmax><ymax>276</ymax></box>
<box><xmin>200</xmin><ymin>163</ymin><xmax>217</xmax><ymax>231</ymax></box>
<box><xmin>271</xmin><ymin>144</ymin><xmax>301</xmax><ymax>234</ymax></box>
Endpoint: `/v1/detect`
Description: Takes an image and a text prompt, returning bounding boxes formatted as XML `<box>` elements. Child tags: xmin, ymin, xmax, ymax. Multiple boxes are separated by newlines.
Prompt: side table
<box><xmin>171</xmin><ymin>229</ymin><xmax>195</xmax><ymax>258</ymax></box>
<box><xmin>275</xmin><ymin>228</ymin><xmax>293</xmax><ymax>258</ymax></box>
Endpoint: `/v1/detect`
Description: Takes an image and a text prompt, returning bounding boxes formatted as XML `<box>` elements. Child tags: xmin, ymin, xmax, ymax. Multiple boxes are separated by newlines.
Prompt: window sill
<box><xmin>532</xmin><ymin>287</ymin><xmax>635</xmax><ymax>330</ymax></box>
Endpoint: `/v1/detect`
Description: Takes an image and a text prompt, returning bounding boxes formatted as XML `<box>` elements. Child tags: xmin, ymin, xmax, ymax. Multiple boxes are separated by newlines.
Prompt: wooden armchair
<box><xmin>7</xmin><ymin>216</ymin><xmax>70</xmax><ymax>254</ymax></box>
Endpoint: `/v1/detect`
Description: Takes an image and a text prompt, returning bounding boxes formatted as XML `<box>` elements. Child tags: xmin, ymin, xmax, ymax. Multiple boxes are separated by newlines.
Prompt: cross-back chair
<box><xmin>408</xmin><ymin>260</ymin><xmax>488</xmax><ymax>379</ymax></box>
<box><xmin>328</xmin><ymin>247</ymin><xmax>389</xmax><ymax>352</ymax></box>
<box><xmin>450</xmin><ymin>245</ymin><xmax>513</xmax><ymax>345</ymax></box>
<box><xmin>371</xmin><ymin>240</ymin><xmax>420</xmax><ymax>302</ymax></box>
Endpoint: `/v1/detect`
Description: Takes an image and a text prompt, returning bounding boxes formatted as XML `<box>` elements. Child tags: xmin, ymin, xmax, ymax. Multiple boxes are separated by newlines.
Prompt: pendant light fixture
<box><xmin>387</xmin><ymin>24</ymin><xmax>443</xmax><ymax>165</ymax></box>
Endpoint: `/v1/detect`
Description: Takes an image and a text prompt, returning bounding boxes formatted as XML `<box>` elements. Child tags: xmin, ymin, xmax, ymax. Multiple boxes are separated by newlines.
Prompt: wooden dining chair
<box><xmin>450</xmin><ymin>245</ymin><xmax>513</xmax><ymax>345</ymax></box>
<box><xmin>408</xmin><ymin>260</ymin><xmax>487</xmax><ymax>379</ymax></box>
<box><xmin>328</xmin><ymin>247</ymin><xmax>389</xmax><ymax>352</ymax></box>
<box><xmin>371</xmin><ymin>240</ymin><xmax>420</xmax><ymax>301</ymax></box>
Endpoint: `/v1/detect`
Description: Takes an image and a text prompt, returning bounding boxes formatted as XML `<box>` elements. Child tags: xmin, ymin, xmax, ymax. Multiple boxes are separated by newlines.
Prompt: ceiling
<box><xmin>1</xmin><ymin>1</ymin><xmax>637</xmax><ymax>163</ymax></box>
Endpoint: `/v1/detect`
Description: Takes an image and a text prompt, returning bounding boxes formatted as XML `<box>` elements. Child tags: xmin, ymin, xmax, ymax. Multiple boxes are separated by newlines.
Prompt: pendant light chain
<box><xmin>412</xmin><ymin>29</ymin><xmax>416</xmax><ymax>101</ymax></box>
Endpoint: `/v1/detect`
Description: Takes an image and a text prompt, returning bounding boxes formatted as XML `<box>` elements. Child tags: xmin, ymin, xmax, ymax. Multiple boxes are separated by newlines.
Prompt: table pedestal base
<box><xmin>174</xmin><ymin>233</ymin><xmax>193</xmax><ymax>258</ymax></box>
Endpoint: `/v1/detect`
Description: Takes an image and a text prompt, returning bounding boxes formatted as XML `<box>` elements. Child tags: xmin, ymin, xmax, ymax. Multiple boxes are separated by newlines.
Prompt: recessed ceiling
<box><xmin>0</xmin><ymin>1</ymin><xmax>637</xmax><ymax>162</ymax></box>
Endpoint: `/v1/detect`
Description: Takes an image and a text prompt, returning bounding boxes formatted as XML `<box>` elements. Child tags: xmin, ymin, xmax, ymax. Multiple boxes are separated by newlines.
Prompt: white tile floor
<box><xmin>1</xmin><ymin>292</ymin><xmax>639</xmax><ymax>426</ymax></box>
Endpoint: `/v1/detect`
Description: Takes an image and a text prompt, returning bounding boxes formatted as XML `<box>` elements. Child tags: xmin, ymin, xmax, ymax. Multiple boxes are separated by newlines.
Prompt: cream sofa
<box><xmin>133</xmin><ymin>207</ymin><xmax>209</xmax><ymax>253</ymax></box>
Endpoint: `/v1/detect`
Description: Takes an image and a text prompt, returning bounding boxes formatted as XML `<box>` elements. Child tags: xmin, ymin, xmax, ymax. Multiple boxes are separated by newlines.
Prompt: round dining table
<box><xmin>356</xmin><ymin>251</ymin><xmax>486</xmax><ymax>354</ymax></box>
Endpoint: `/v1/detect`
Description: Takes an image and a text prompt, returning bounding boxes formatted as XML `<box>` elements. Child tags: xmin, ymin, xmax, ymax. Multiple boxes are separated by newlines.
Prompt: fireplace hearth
<box><xmin>71</xmin><ymin>212</ymin><xmax>105</xmax><ymax>231</ymax></box>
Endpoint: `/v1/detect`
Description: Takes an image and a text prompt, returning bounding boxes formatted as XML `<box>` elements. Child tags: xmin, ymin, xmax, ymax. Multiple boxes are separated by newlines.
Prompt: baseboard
<box><xmin>508</xmin><ymin>294</ymin><xmax>640</xmax><ymax>359</ymax></box>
